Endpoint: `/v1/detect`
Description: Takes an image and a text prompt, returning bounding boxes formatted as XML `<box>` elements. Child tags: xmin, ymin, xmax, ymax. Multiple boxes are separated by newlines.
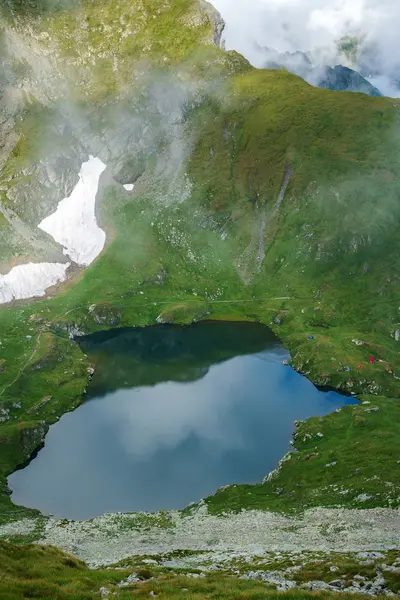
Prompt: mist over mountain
<box><xmin>211</xmin><ymin>0</ymin><xmax>400</xmax><ymax>97</ymax></box>
<box><xmin>259</xmin><ymin>47</ymin><xmax>381</xmax><ymax>96</ymax></box>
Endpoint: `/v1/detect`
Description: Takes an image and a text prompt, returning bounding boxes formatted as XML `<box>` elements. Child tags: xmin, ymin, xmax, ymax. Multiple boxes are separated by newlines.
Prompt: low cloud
<box><xmin>210</xmin><ymin>0</ymin><xmax>400</xmax><ymax>96</ymax></box>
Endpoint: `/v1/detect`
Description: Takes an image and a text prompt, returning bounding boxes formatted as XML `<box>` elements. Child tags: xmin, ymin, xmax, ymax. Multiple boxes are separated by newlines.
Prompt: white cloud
<box><xmin>210</xmin><ymin>0</ymin><xmax>400</xmax><ymax>95</ymax></box>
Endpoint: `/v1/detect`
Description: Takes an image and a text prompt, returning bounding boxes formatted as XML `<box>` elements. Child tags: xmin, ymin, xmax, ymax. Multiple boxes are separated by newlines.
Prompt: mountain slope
<box><xmin>0</xmin><ymin>0</ymin><xmax>399</xmax><ymax>520</ymax></box>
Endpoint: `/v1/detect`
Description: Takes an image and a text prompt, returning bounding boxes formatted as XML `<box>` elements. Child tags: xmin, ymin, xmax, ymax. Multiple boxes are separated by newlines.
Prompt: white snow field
<box><xmin>39</xmin><ymin>156</ymin><xmax>107</xmax><ymax>266</ymax></box>
<box><xmin>0</xmin><ymin>262</ymin><xmax>70</xmax><ymax>304</ymax></box>
<box><xmin>123</xmin><ymin>183</ymin><xmax>134</xmax><ymax>191</ymax></box>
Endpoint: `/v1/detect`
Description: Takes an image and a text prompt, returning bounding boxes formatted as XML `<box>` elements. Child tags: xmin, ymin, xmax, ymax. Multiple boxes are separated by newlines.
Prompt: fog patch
<box><xmin>209</xmin><ymin>0</ymin><xmax>400</xmax><ymax>97</ymax></box>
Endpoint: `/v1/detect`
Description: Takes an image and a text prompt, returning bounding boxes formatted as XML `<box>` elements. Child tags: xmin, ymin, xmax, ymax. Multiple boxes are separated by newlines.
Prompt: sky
<box><xmin>210</xmin><ymin>0</ymin><xmax>400</xmax><ymax>96</ymax></box>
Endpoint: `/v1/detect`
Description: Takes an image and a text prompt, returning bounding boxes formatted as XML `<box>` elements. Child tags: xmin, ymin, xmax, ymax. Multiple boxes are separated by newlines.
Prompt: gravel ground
<box><xmin>2</xmin><ymin>504</ymin><xmax>398</xmax><ymax>567</ymax></box>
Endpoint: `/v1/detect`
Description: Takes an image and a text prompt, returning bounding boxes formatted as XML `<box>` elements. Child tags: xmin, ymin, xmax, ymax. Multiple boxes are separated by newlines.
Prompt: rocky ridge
<box><xmin>1</xmin><ymin>505</ymin><xmax>399</xmax><ymax>568</ymax></box>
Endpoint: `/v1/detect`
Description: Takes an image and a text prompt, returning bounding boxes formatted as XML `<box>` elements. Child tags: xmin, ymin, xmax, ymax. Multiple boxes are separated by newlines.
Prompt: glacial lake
<box><xmin>9</xmin><ymin>321</ymin><xmax>356</xmax><ymax>520</ymax></box>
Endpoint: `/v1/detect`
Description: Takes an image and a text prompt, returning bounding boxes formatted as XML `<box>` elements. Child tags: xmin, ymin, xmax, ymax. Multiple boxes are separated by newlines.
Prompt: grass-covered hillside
<box><xmin>0</xmin><ymin>0</ymin><xmax>400</xmax><ymax>520</ymax></box>
<box><xmin>1</xmin><ymin>541</ymin><xmax>399</xmax><ymax>600</ymax></box>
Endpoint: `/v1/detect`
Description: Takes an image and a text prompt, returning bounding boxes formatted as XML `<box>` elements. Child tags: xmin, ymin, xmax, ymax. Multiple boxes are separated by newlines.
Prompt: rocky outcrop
<box><xmin>20</xmin><ymin>422</ymin><xmax>47</xmax><ymax>457</ymax></box>
<box><xmin>200</xmin><ymin>0</ymin><xmax>225</xmax><ymax>47</ymax></box>
<box><xmin>318</xmin><ymin>65</ymin><xmax>381</xmax><ymax>96</ymax></box>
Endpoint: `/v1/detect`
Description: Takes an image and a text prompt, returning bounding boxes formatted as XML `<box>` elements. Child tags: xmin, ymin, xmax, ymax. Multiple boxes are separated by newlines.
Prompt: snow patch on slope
<box><xmin>39</xmin><ymin>156</ymin><xmax>107</xmax><ymax>266</ymax></box>
<box><xmin>0</xmin><ymin>262</ymin><xmax>70</xmax><ymax>304</ymax></box>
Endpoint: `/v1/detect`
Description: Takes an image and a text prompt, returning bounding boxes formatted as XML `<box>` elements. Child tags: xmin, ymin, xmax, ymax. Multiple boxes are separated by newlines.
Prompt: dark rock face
<box><xmin>262</xmin><ymin>48</ymin><xmax>382</xmax><ymax>97</ymax></box>
<box><xmin>318</xmin><ymin>65</ymin><xmax>381</xmax><ymax>96</ymax></box>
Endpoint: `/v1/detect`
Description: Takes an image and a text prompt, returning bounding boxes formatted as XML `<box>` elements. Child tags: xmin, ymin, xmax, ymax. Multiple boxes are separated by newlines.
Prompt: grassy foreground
<box><xmin>0</xmin><ymin>0</ymin><xmax>400</xmax><ymax>521</ymax></box>
<box><xmin>1</xmin><ymin>541</ymin><xmax>398</xmax><ymax>600</ymax></box>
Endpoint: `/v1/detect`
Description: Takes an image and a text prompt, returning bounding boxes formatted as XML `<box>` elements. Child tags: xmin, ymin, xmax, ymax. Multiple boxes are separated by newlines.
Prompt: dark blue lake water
<box><xmin>9</xmin><ymin>321</ymin><xmax>356</xmax><ymax>519</ymax></box>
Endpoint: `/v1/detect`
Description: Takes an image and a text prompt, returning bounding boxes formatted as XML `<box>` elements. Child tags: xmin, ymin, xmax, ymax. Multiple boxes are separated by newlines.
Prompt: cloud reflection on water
<box><xmin>9</xmin><ymin>340</ymin><xmax>354</xmax><ymax>519</ymax></box>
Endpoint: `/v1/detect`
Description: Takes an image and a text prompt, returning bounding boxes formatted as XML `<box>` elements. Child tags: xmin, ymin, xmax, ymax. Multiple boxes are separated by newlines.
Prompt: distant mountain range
<box><xmin>261</xmin><ymin>48</ymin><xmax>382</xmax><ymax>96</ymax></box>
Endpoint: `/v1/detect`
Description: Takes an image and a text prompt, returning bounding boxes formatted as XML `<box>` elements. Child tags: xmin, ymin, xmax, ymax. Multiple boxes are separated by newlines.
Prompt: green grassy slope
<box><xmin>1</xmin><ymin>541</ymin><xmax>398</xmax><ymax>600</ymax></box>
<box><xmin>0</xmin><ymin>0</ymin><xmax>400</xmax><ymax>519</ymax></box>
